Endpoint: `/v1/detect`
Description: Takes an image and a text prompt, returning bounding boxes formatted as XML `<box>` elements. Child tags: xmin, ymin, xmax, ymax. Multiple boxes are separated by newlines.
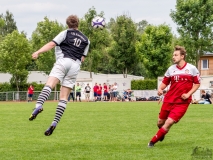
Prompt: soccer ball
<box><xmin>91</xmin><ymin>16</ymin><xmax>106</xmax><ymax>29</ymax></box>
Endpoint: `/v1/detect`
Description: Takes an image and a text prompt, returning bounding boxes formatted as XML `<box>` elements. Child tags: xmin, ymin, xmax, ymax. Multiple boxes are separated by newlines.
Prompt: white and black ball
<box><xmin>91</xmin><ymin>16</ymin><xmax>106</xmax><ymax>29</ymax></box>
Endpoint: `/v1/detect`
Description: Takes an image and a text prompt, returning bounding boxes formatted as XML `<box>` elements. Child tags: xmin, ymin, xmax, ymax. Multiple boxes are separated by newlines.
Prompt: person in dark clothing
<box><xmin>198</xmin><ymin>90</ymin><xmax>212</xmax><ymax>104</ymax></box>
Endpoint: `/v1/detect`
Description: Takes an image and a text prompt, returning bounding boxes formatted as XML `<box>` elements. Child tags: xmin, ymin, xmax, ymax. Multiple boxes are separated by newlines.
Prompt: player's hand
<box><xmin>181</xmin><ymin>93</ymin><xmax>190</xmax><ymax>100</ymax></box>
<box><xmin>81</xmin><ymin>56</ymin><xmax>85</xmax><ymax>62</ymax></box>
<box><xmin>157</xmin><ymin>89</ymin><xmax>163</xmax><ymax>96</ymax></box>
<box><xmin>32</xmin><ymin>52</ymin><xmax>39</xmax><ymax>59</ymax></box>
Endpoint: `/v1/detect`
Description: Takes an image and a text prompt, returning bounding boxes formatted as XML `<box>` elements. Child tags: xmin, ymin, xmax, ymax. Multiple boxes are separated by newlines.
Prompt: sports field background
<box><xmin>0</xmin><ymin>102</ymin><xmax>212</xmax><ymax>160</ymax></box>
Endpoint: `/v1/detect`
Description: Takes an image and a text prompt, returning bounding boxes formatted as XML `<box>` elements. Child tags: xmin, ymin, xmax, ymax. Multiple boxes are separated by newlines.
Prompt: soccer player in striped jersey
<box><xmin>148</xmin><ymin>46</ymin><xmax>200</xmax><ymax>147</ymax></box>
<box><xmin>29</xmin><ymin>15</ymin><xmax>90</xmax><ymax>136</ymax></box>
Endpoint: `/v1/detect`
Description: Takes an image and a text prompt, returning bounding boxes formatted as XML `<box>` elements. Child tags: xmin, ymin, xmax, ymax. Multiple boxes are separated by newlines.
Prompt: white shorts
<box><xmin>49</xmin><ymin>58</ymin><xmax>81</xmax><ymax>88</ymax></box>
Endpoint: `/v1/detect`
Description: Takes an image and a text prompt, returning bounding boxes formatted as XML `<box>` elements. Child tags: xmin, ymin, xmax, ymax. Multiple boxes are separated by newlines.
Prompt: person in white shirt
<box><xmin>112</xmin><ymin>82</ymin><xmax>118</xmax><ymax>102</ymax></box>
<box><xmin>84</xmin><ymin>83</ymin><xmax>91</xmax><ymax>102</ymax></box>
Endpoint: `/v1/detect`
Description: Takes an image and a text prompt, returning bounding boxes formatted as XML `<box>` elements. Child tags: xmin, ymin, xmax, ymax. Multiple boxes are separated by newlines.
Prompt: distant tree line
<box><xmin>0</xmin><ymin>0</ymin><xmax>213</xmax><ymax>91</ymax></box>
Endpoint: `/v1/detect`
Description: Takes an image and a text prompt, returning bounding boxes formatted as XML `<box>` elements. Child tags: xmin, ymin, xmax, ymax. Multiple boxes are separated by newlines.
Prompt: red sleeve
<box><xmin>162</xmin><ymin>76</ymin><xmax>171</xmax><ymax>86</ymax></box>
<box><xmin>193</xmin><ymin>75</ymin><xmax>200</xmax><ymax>84</ymax></box>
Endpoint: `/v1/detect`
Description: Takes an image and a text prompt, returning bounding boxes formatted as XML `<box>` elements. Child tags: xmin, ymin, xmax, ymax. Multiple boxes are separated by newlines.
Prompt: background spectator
<box><xmin>112</xmin><ymin>82</ymin><xmax>118</xmax><ymax>102</ymax></box>
<box><xmin>109</xmin><ymin>84</ymin><xmax>113</xmax><ymax>101</ymax></box>
<box><xmin>27</xmin><ymin>84</ymin><xmax>34</xmax><ymax>102</ymax></box>
<box><xmin>75</xmin><ymin>83</ymin><xmax>82</xmax><ymax>102</ymax></box>
<box><xmin>103</xmin><ymin>83</ymin><xmax>108</xmax><ymax>101</ymax></box>
<box><xmin>198</xmin><ymin>90</ymin><xmax>212</xmax><ymax>104</ymax></box>
<box><xmin>84</xmin><ymin>83</ymin><xmax>91</xmax><ymax>102</ymax></box>
<box><xmin>68</xmin><ymin>88</ymin><xmax>75</xmax><ymax>102</ymax></box>
<box><xmin>123</xmin><ymin>89</ymin><xmax>133</xmax><ymax>102</ymax></box>
<box><xmin>93</xmin><ymin>83</ymin><xmax>98</xmax><ymax>101</ymax></box>
<box><xmin>97</xmin><ymin>84</ymin><xmax>102</xmax><ymax>101</ymax></box>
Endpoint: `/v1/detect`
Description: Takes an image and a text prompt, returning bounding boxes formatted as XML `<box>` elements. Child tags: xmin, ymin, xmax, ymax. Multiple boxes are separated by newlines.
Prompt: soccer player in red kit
<box><xmin>148</xmin><ymin>46</ymin><xmax>200</xmax><ymax>147</ymax></box>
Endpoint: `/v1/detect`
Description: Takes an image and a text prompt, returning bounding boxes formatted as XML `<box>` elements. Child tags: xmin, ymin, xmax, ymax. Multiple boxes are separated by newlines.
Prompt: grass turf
<box><xmin>0</xmin><ymin>101</ymin><xmax>212</xmax><ymax>160</ymax></box>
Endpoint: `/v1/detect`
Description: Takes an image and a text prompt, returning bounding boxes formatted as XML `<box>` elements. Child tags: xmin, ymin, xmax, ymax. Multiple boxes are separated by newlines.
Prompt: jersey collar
<box><xmin>176</xmin><ymin>62</ymin><xmax>187</xmax><ymax>70</ymax></box>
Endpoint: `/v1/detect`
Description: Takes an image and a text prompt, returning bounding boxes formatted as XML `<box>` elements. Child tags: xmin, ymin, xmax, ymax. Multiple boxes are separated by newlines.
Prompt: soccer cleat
<box><xmin>44</xmin><ymin>122</ymin><xmax>57</xmax><ymax>136</ymax></box>
<box><xmin>159</xmin><ymin>135</ymin><xmax>165</xmax><ymax>142</ymax></box>
<box><xmin>147</xmin><ymin>141</ymin><xmax>154</xmax><ymax>148</ymax></box>
<box><xmin>29</xmin><ymin>106</ymin><xmax>43</xmax><ymax>121</ymax></box>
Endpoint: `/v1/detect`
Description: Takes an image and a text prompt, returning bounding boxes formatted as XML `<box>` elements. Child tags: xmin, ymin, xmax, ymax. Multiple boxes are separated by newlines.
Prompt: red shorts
<box><xmin>159</xmin><ymin>102</ymin><xmax>190</xmax><ymax>122</ymax></box>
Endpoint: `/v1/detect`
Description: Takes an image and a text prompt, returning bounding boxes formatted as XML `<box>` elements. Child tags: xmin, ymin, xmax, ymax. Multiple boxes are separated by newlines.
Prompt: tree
<box><xmin>110</xmin><ymin>14</ymin><xmax>139</xmax><ymax>78</ymax></box>
<box><xmin>0</xmin><ymin>10</ymin><xmax>17</xmax><ymax>37</ymax></box>
<box><xmin>0</xmin><ymin>30</ymin><xmax>31</xmax><ymax>91</ymax></box>
<box><xmin>130</xmin><ymin>61</ymin><xmax>148</xmax><ymax>77</ymax></box>
<box><xmin>0</xmin><ymin>18</ymin><xmax>5</xmax><ymax>42</ymax></box>
<box><xmin>0</xmin><ymin>18</ymin><xmax>4</xmax><ymax>28</ymax></box>
<box><xmin>136</xmin><ymin>20</ymin><xmax>149</xmax><ymax>35</ymax></box>
<box><xmin>170</xmin><ymin>0</ymin><xmax>213</xmax><ymax>67</ymax></box>
<box><xmin>79</xmin><ymin>7</ymin><xmax>112</xmax><ymax>77</ymax></box>
<box><xmin>136</xmin><ymin>24</ymin><xmax>173</xmax><ymax>78</ymax></box>
<box><xmin>106</xmin><ymin>18</ymin><xmax>116</xmax><ymax>30</ymax></box>
<box><xmin>31</xmin><ymin>17</ymin><xmax>65</xmax><ymax>75</ymax></box>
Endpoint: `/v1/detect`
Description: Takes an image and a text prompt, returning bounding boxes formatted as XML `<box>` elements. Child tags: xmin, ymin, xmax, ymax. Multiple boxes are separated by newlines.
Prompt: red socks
<box><xmin>151</xmin><ymin>127</ymin><xmax>168</xmax><ymax>144</ymax></box>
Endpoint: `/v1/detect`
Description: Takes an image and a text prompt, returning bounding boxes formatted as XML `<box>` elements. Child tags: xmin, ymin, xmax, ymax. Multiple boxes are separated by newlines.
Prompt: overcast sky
<box><xmin>0</xmin><ymin>0</ymin><xmax>178</xmax><ymax>38</ymax></box>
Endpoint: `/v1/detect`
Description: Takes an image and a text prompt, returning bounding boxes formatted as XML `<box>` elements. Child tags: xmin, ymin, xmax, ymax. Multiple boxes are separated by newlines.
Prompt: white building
<box><xmin>0</xmin><ymin>70</ymin><xmax>144</xmax><ymax>92</ymax></box>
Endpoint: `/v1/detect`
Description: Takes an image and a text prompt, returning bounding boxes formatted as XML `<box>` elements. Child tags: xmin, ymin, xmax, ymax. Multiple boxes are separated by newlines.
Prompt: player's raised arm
<box><xmin>32</xmin><ymin>41</ymin><xmax>56</xmax><ymax>59</ymax></box>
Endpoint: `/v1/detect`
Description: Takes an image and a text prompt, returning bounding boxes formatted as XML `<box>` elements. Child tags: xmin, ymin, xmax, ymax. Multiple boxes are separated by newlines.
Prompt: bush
<box><xmin>131</xmin><ymin>79</ymin><xmax>157</xmax><ymax>90</ymax></box>
<box><xmin>0</xmin><ymin>82</ymin><xmax>61</xmax><ymax>92</ymax></box>
<box><xmin>0</xmin><ymin>82</ymin><xmax>14</xmax><ymax>92</ymax></box>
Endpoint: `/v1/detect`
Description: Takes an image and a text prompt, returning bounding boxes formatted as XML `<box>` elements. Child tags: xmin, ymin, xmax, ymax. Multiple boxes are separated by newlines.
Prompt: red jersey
<box><xmin>28</xmin><ymin>86</ymin><xmax>34</xmax><ymax>94</ymax></box>
<box><xmin>162</xmin><ymin>62</ymin><xmax>200</xmax><ymax>103</ymax></box>
<box><xmin>103</xmin><ymin>85</ymin><xmax>108</xmax><ymax>93</ymax></box>
<box><xmin>97</xmin><ymin>86</ymin><xmax>102</xmax><ymax>94</ymax></box>
<box><xmin>93</xmin><ymin>85</ymin><xmax>98</xmax><ymax>93</ymax></box>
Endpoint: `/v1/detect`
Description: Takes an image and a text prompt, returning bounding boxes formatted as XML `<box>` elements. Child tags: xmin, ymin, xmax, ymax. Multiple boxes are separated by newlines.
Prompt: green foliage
<box><xmin>31</xmin><ymin>17</ymin><xmax>65</xmax><ymax>75</ymax></box>
<box><xmin>136</xmin><ymin>20</ymin><xmax>149</xmax><ymax>35</ymax></box>
<box><xmin>131</xmin><ymin>79</ymin><xmax>157</xmax><ymax>90</ymax></box>
<box><xmin>0</xmin><ymin>81</ymin><xmax>62</xmax><ymax>92</ymax></box>
<box><xmin>130</xmin><ymin>62</ymin><xmax>148</xmax><ymax>77</ymax></box>
<box><xmin>0</xmin><ymin>82</ymin><xmax>13</xmax><ymax>92</ymax></box>
<box><xmin>0</xmin><ymin>82</ymin><xmax>29</xmax><ymax>92</ymax></box>
<box><xmin>106</xmin><ymin>18</ymin><xmax>116</xmax><ymax>29</ymax></box>
<box><xmin>110</xmin><ymin>14</ymin><xmax>139</xmax><ymax>77</ymax></box>
<box><xmin>9</xmin><ymin>71</ymin><xmax>28</xmax><ymax>90</ymax></box>
<box><xmin>0</xmin><ymin>30</ymin><xmax>31</xmax><ymax>91</ymax></box>
<box><xmin>0</xmin><ymin>10</ymin><xmax>17</xmax><ymax>37</ymax></box>
<box><xmin>136</xmin><ymin>24</ymin><xmax>173</xmax><ymax>78</ymax></box>
<box><xmin>170</xmin><ymin>0</ymin><xmax>213</xmax><ymax>66</ymax></box>
<box><xmin>0</xmin><ymin>18</ymin><xmax>4</xmax><ymax>28</ymax></box>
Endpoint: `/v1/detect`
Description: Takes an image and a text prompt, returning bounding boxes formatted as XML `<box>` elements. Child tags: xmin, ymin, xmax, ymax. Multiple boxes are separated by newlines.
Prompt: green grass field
<box><xmin>0</xmin><ymin>101</ymin><xmax>212</xmax><ymax>160</ymax></box>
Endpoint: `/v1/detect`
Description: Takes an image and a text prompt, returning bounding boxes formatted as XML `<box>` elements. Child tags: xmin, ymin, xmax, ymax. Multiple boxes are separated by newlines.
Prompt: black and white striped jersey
<box><xmin>52</xmin><ymin>29</ymin><xmax>90</xmax><ymax>61</ymax></box>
